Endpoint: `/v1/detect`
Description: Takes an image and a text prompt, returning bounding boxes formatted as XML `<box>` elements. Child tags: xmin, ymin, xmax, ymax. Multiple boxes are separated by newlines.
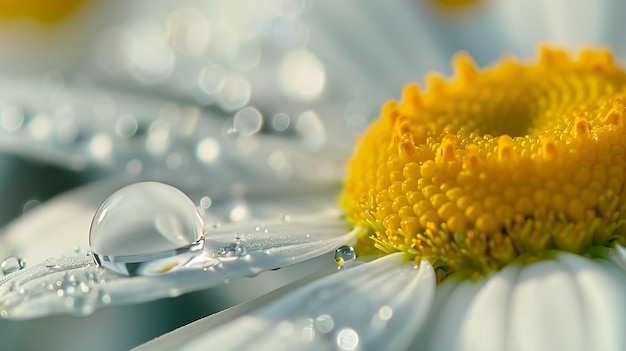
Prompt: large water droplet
<box><xmin>334</xmin><ymin>245</ymin><xmax>356</xmax><ymax>266</ymax></box>
<box><xmin>89</xmin><ymin>182</ymin><xmax>205</xmax><ymax>276</ymax></box>
<box><xmin>0</xmin><ymin>256</ymin><xmax>25</xmax><ymax>276</ymax></box>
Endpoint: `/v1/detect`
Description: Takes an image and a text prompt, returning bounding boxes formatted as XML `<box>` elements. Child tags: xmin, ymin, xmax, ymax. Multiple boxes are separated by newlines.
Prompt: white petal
<box><xmin>0</xmin><ymin>217</ymin><xmax>356</xmax><ymax>319</ymax></box>
<box><xmin>135</xmin><ymin>253</ymin><xmax>436</xmax><ymax>351</ymax></box>
<box><xmin>415</xmin><ymin>251</ymin><xmax>626</xmax><ymax>351</ymax></box>
<box><xmin>491</xmin><ymin>0</ymin><xmax>608</xmax><ymax>57</ymax></box>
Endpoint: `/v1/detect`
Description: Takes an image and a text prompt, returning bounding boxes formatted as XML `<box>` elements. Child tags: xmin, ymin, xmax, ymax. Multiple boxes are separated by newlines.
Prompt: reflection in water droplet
<box><xmin>202</xmin><ymin>258</ymin><xmax>219</xmax><ymax>271</ymax></box>
<box><xmin>217</xmin><ymin>242</ymin><xmax>247</xmax><ymax>257</ymax></box>
<box><xmin>279</xmin><ymin>49</ymin><xmax>325</xmax><ymax>101</ymax></box>
<box><xmin>336</xmin><ymin>328</ymin><xmax>359</xmax><ymax>351</ymax></box>
<box><xmin>334</xmin><ymin>245</ymin><xmax>356</xmax><ymax>266</ymax></box>
<box><xmin>0</xmin><ymin>256</ymin><xmax>25</xmax><ymax>275</ymax></box>
<box><xmin>89</xmin><ymin>182</ymin><xmax>205</xmax><ymax>276</ymax></box>
<box><xmin>233</xmin><ymin>107</ymin><xmax>263</xmax><ymax>136</ymax></box>
<box><xmin>44</xmin><ymin>258</ymin><xmax>60</xmax><ymax>268</ymax></box>
<box><xmin>314</xmin><ymin>314</ymin><xmax>335</xmax><ymax>334</ymax></box>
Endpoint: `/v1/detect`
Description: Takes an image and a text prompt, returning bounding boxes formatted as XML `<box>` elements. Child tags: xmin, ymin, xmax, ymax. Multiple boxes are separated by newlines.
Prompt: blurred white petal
<box><xmin>414</xmin><ymin>251</ymin><xmax>626</xmax><ymax>351</ymax></box>
<box><xmin>136</xmin><ymin>253</ymin><xmax>436</xmax><ymax>351</ymax></box>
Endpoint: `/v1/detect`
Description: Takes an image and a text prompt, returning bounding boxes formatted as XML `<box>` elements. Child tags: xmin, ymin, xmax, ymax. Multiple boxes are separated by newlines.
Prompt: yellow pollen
<box><xmin>341</xmin><ymin>47</ymin><xmax>626</xmax><ymax>279</ymax></box>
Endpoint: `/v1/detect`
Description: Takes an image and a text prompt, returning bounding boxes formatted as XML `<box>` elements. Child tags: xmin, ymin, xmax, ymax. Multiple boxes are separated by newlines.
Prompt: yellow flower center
<box><xmin>0</xmin><ymin>0</ymin><xmax>83</xmax><ymax>22</ymax></box>
<box><xmin>341</xmin><ymin>47</ymin><xmax>626</xmax><ymax>279</ymax></box>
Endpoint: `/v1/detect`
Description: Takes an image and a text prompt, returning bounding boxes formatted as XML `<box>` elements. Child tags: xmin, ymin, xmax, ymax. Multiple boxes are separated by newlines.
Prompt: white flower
<box><xmin>1</xmin><ymin>1</ymin><xmax>626</xmax><ymax>350</ymax></box>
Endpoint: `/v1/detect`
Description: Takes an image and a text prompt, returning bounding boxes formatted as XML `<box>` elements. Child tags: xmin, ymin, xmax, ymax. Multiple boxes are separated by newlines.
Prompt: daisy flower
<box><xmin>1</xmin><ymin>1</ymin><xmax>626</xmax><ymax>351</ymax></box>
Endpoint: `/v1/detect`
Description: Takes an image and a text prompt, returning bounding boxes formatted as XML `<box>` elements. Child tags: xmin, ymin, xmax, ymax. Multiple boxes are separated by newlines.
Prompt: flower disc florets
<box><xmin>342</xmin><ymin>47</ymin><xmax>626</xmax><ymax>278</ymax></box>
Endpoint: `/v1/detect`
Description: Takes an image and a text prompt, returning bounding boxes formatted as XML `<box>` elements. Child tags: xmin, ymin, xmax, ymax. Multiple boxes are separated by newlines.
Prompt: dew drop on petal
<box><xmin>89</xmin><ymin>182</ymin><xmax>205</xmax><ymax>276</ymax></box>
<box><xmin>334</xmin><ymin>245</ymin><xmax>356</xmax><ymax>266</ymax></box>
<box><xmin>44</xmin><ymin>258</ymin><xmax>60</xmax><ymax>268</ymax></box>
<box><xmin>0</xmin><ymin>256</ymin><xmax>26</xmax><ymax>275</ymax></box>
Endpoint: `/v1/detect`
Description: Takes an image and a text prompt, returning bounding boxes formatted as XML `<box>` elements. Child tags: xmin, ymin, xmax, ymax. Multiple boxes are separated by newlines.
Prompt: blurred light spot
<box><xmin>268</xmin><ymin>150</ymin><xmax>293</xmax><ymax>179</ymax></box>
<box><xmin>236</xmin><ymin>135</ymin><xmax>259</xmax><ymax>155</ymax></box>
<box><xmin>55</xmin><ymin>119</ymin><xmax>78</xmax><ymax>143</ymax></box>
<box><xmin>1</xmin><ymin>105</ymin><xmax>24</xmax><ymax>131</ymax></box>
<box><xmin>232</xmin><ymin>41</ymin><xmax>261</xmax><ymax>71</ymax></box>
<box><xmin>207</xmin><ymin>23</ymin><xmax>239</xmax><ymax>64</ymax></box>
<box><xmin>89</xmin><ymin>133</ymin><xmax>113</xmax><ymax>159</ymax></box>
<box><xmin>42</xmin><ymin>71</ymin><xmax>64</xmax><ymax>91</ymax></box>
<box><xmin>199</xmin><ymin>196</ymin><xmax>212</xmax><ymax>209</ymax></box>
<box><xmin>233</xmin><ymin>106</ymin><xmax>263</xmax><ymax>136</ymax></box>
<box><xmin>196</xmin><ymin>138</ymin><xmax>220</xmax><ymax>164</ymax></box>
<box><xmin>28</xmin><ymin>115</ymin><xmax>53</xmax><ymax>140</ymax></box>
<box><xmin>296</xmin><ymin>110</ymin><xmax>326</xmax><ymax>149</ymax></box>
<box><xmin>128</xmin><ymin>21</ymin><xmax>175</xmax><ymax>83</ymax></box>
<box><xmin>126</xmin><ymin>159</ymin><xmax>143</xmax><ymax>175</ymax></box>
<box><xmin>272</xmin><ymin>113</ymin><xmax>290</xmax><ymax>131</ymax></box>
<box><xmin>217</xmin><ymin>74</ymin><xmax>251</xmax><ymax>111</ymax></box>
<box><xmin>336</xmin><ymin>328</ymin><xmax>359</xmax><ymax>351</ymax></box>
<box><xmin>146</xmin><ymin>119</ymin><xmax>170</xmax><ymax>155</ymax></box>
<box><xmin>115</xmin><ymin>114</ymin><xmax>138</xmax><ymax>138</ymax></box>
<box><xmin>279</xmin><ymin>49</ymin><xmax>324</xmax><ymax>101</ymax></box>
<box><xmin>314</xmin><ymin>314</ymin><xmax>335</xmax><ymax>334</ymax></box>
<box><xmin>198</xmin><ymin>66</ymin><xmax>226</xmax><ymax>96</ymax></box>
<box><xmin>167</xmin><ymin>8</ymin><xmax>211</xmax><ymax>56</ymax></box>
<box><xmin>166</xmin><ymin>153</ymin><xmax>182</xmax><ymax>169</ymax></box>
<box><xmin>229</xmin><ymin>202</ymin><xmax>249</xmax><ymax>222</ymax></box>
<box><xmin>378</xmin><ymin>305</ymin><xmax>394</xmax><ymax>321</ymax></box>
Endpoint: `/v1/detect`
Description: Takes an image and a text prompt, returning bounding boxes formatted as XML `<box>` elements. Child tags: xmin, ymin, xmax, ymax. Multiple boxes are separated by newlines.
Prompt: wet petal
<box><xmin>414</xmin><ymin>251</ymin><xmax>626</xmax><ymax>351</ymax></box>
<box><xmin>0</xmin><ymin>213</ymin><xmax>356</xmax><ymax>319</ymax></box>
<box><xmin>135</xmin><ymin>253</ymin><xmax>435</xmax><ymax>351</ymax></box>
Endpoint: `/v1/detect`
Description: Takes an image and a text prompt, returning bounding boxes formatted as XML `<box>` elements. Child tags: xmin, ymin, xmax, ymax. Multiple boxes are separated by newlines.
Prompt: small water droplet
<box><xmin>217</xmin><ymin>242</ymin><xmax>247</xmax><ymax>257</ymax></box>
<box><xmin>263</xmin><ymin>228</ymin><xmax>269</xmax><ymax>234</ymax></box>
<box><xmin>282</xmin><ymin>214</ymin><xmax>291</xmax><ymax>222</ymax></box>
<box><xmin>101</xmin><ymin>294</ymin><xmax>111</xmax><ymax>304</ymax></box>
<box><xmin>89</xmin><ymin>182</ymin><xmax>205</xmax><ymax>276</ymax></box>
<box><xmin>1</xmin><ymin>256</ymin><xmax>26</xmax><ymax>275</ymax></box>
<box><xmin>202</xmin><ymin>258</ymin><xmax>219</xmax><ymax>271</ymax></box>
<box><xmin>44</xmin><ymin>258</ymin><xmax>60</xmax><ymax>268</ymax></box>
<box><xmin>255</xmin><ymin>226</ymin><xmax>261</xmax><ymax>232</ymax></box>
<box><xmin>334</xmin><ymin>246</ymin><xmax>356</xmax><ymax>266</ymax></box>
<box><xmin>235</xmin><ymin>232</ymin><xmax>246</xmax><ymax>242</ymax></box>
<box><xmin>224</xmin><ymin>279</ymin><xmax>229</xmax><ymax>284</ymax></box>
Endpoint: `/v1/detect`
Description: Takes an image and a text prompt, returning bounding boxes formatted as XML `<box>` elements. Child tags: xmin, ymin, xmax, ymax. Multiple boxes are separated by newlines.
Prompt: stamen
<box><xmin>342</xmin><ymin>46</ymin><xmax>626</xmax><ymax>279</ymax></box>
